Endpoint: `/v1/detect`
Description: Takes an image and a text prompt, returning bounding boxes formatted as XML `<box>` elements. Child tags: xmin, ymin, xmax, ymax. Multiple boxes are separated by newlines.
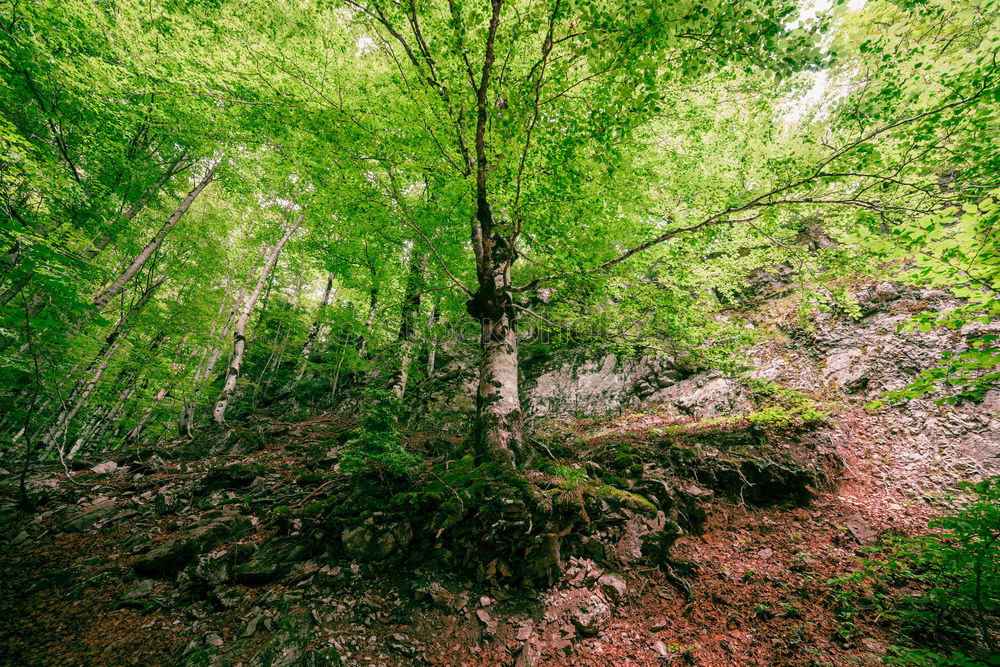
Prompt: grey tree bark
<box><xmin>84</xmin><ymin>154</ymin><xmax>191</xmax><ymax>260</ymax></box>
<box><xmin>390</xmin><ymin>250</ymin><xmax>428</xmax><ymax>399</ymax></box>
<box><xmin>213</xmin><ymin>213</ymin><xmax>304</xmax><ymax>423</ymax></box>
<box><xmin>91</xmin><ymin>161</ymin><xmax>216</xmax><ymax>312</ymax></box>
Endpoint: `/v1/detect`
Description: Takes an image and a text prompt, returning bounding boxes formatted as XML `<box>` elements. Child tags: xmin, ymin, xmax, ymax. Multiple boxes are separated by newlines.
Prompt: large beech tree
<box><xmin>338</xmin><ymin>0</ymin><xmax>825</xmax><ymax>465</ymax></box>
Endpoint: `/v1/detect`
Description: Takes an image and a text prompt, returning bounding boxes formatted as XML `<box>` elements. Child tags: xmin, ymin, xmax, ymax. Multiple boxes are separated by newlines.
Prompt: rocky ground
<box><xmin>1</xmin><ymin>281</ymin><xmax>997</xmax><ymax>666</ymax></box>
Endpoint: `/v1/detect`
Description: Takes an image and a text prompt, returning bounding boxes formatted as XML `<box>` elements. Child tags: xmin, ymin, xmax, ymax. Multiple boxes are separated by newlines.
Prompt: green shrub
<box><xmin>840</xmin><ymin>477</ymin><xmax>1000</xmax><ymax>660</ymax></box>
<box><xmin>743</xmin><ymin>378</ymin><xmax>829</xmax><ymax>426</ymax></box>
<box><xmin>339</xmin><ymin>389</ymin><xmax>420</xmax><ymax>481</ymax></box>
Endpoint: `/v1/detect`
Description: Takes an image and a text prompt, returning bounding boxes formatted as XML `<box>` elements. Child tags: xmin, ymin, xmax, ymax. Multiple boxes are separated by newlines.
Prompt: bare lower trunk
<box><xmin>255</xmin><ymin>328</ymin><xmax>288</xmax><ymax>400</ymax></box>
<box><xmin>329</xmin><ymin>343</ymin><xmax>348</xmax><ymax>401</ymax></box>
<box><xmin>180</xmin><ymin>262</ymin><xmax>262</xmax><ymax>434</ymax></box>
<box><xmin>467</xmin><ymin>234</ymin><xmax>526</xmax><ymax>468</ymax></box>
<box><xmin>92</xmin><ymin>161</ymin><xmax>215</xmax><ymax>312</ymax></box>
<box><xmin>357</xmin><ymin>286</ymin><xmax>379</xmax><ymax>357</ymax></box>
<box><xmin>213</xmin><ymin>213</ymin><xmax>304</xmax><ymax>423</ymax></box>
<box><xmin>124</xmin><ymin>387</ymin><xmax>169</xmax><ymax>446</ymax></box>
<box><xmin>71</xmin><ymin>331</ymin><xmax>170</xmax><ymax>456</ymax></box>
<box><xmin>474</xmin><ymin>306</ymin><xmax>524</xmax><ymax>468</ymax></box>
<box><xmin>67</xmin><ymin>381</ymin><xmax>137</xmax><ymax>459</ymax></box>
<box><xmin>425</xmin><ymin>301</ymin><xmax>438</xmax><ymax>379</ymax></box>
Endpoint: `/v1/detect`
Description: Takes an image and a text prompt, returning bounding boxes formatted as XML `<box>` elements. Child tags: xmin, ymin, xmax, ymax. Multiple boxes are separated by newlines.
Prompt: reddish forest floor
<box><xmin>0</xmin><ymin>409</ymin><xmax>952</xmax><ymax>666</ymax></box>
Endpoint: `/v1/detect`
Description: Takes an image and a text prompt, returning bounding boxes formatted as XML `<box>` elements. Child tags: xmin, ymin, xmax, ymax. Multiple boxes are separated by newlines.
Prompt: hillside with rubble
<box><xmin>2</xmin><ymin>280</ymin><xmax>998</xmax><ymax>666</ymax></box>
<box><xmin>3</xmin><ymin>0</ymin><xmax>1000</xmax><ymax>665</ymax></box>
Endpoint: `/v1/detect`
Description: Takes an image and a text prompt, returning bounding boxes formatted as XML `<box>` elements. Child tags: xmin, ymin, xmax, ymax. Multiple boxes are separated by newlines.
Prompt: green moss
<box><xmin>593</xmin><ymin>484</ymin><xmax>657</xmax><ymax>513</ymax></box>
<box><xmin>301</xmin><ymin>496</ymin><xmax>338</xmax><ymax>518</ymax></box>
<box><xmin>747</xmin><ymin>404</ymin><xmax>828</xmax><ymax>427</ymax></box>
<box><xmin>742</xmin><ymin>378</ymin><xmax>830</xmax><ymax>426</ymax></box>
<box><xmin>612</xmin><ymin>442</ymin><xmax>643</xmax><ymax>472</ymax></box>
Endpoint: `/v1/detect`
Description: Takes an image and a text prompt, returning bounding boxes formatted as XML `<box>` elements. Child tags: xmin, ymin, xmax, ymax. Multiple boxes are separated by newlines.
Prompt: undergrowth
<box><xmin>829</xmin><ymin>477</ymin><xmax>1000</xmax><ymax>666</ymax></box>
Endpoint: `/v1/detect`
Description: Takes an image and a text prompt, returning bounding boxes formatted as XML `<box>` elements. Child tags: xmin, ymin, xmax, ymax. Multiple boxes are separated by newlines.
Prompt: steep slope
<box><xmin>1</xmin><ymin>282</ymin><xmax>996</xmax><ymax>666</ymax></box>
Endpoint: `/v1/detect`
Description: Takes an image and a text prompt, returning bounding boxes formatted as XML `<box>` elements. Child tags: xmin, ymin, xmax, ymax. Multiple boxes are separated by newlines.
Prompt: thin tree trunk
<box><xmin>69</xmin><ymin>331</ymin><xmax>169</xmax><ymax>457</ymax></box>
<box><xmin>0</xmin><ymin>156</ymin><xmax>193</xmax><ymax>344</ymax></box>
<box><xmin>357</xmin><ymin>286</ymin><xmax>379</xmax><ymax>357</ymax></box>
<box><xmin>84</xmin><ymin>154</ymin><xmax>191</xmax><ymax>259</ymax></box>
<box><xmin>390</xmin><ymin>251</ymin><xmax>427</xmax><ymax>398</ymax></box>
<box><xmin>124</xmin><ymin>386</ymin><xmax>169</xmax><ymax>446</ymax></box>
<box><xmin>91</xmin><ymin>161</ymin><xmax>215</xmax><ymax>312</ymax></box>
<box><xmin>329</xmin><ymin>342</ymin><xmax>348</xmax><ymax>402</ymax></box>
<box><xmin>43</xmin><ymin>274</ymin><xmax>168</xmax><ymax>453</ymax></box>
<box><xmin>179</xmin><ymin>301</ymin><xmax>227</xmax><ymax>435</ymax></box>
<box><xmin>68</xmin><ymin>381</ymin><xmax>137</xmax><ymax>459</ymax></box>
<box><xmin>80</xmin><ymin>383</ymin><xmax>136</xmax><ymax>456</ymax></box>
<box><xmin>213</xmin><ymin>213</ymin><xmax>304</xmax><ymax>423</ymax></box>
<box><xmin>179</xmin><ymin>255</ymin><xmax>265</xmax><ymax>434</ymax></box>
<box><xmin>425</xmin><ymin>300</ymin><xmax>437</xmax><ymax>380</ymax></box>
<box><xmin>293</xmin><ymin>272</ymin><xmax>335</xmax><ymax>387</ymax></box>
<box><xmin>69</xmin><ymin>366</ymin><xmax>137</xmax><ymax>458</ymax></box>
<box><xmin>254</xmin><ymin>326</ymin><xmax>288</xmax><ymax>403</ymax></box>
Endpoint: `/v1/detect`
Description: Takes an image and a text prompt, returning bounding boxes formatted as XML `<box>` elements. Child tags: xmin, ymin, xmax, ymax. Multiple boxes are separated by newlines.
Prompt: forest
<box><xmin>0</xmin><ymin>0</ymin><xmax>998</xmax><ymax>664</ymax></box>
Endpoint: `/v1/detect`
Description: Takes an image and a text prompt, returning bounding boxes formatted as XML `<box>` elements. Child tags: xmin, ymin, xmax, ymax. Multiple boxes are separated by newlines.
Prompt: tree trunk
<box><xmin>293</xmin><ymin>271</ymin><xmax>335</xmax><ymax>387</ymax></box>
<box><xmin>124</xmin><ymin>386</ymin><xmax>169</xmax><ymax>446</ymax></box>
<box><xmin>179</xmin><ymin>254</ymin><xmax>265</xmax><ymax>434</ymax></box>
<box><xmin>254</xmin><ymin>325</ymin><xmax>288</xmax><ymax>401</ymax></box>
<box><xmin>213</xmin><ymin>213</ymin><xmax>304</xmax><ymax>423</ymax></box>
<box><xmin>91</xmin><ymin>161</ymin><xmax>215</xmax><ymax>312</ymax></box>
<box><xmin>357</xmin><ymin>286</ymin><xmax>379</xmax><ymax>357</ymax></box>
<box><xmin>0</xmin><ymin>153</ymin><xmax>182</xmax><ymax>315</ymax></box>
<box><xmin>43</xmin><ymin>274</ymin><xmax>167</xmax><ymax>453</ymax></box>
<box><xmin>390</xmin><ymin>251</ymin><xmax>427</xmax><ymax>398</ymax></box>
<box><xmin>425</xmin><ymin>298</ymin><xmax>439</xmax><ymax>379</ymax></box>
<box><xmin>67</xmin><ymin>381</ymin><xmax>137</xmax><ymax>459</ymax></box>
<box><xmin>84</xmin><ymin>154</ymin><xmax>191</xmax><ymax>259</ymax></box>
<box><xmin>467</xmin><ymin>233</ymin><xmax>526</xmax><ymax>468</ymax></box>
<box><xmin>70</xmin><ymin>331</ymin><xmax>170</xmax><ymax>457</ymax></box>
<box><xmin>329</xmin><ymin>343</ymin><xmax>348</xmax><ymax>401</ymax></box>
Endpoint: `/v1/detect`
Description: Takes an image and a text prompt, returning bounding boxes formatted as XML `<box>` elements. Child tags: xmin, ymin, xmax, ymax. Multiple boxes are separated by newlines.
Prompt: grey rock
<box><xmin>596</xmin><ymin>573</ymin><xmax>628</xmax><ymax>602</ymax></box>
<box><xmin>246</xmin><ymin>610</ymin><xmax>340</xmax><ymax>666</ymax></box>
<box><xmin>670</xmin><ymin>376</ymin><xmax>753</xmax><ymax>418</ymax></box>
<box><xmin>874</xmin><ymin>282</ymin><xmax>900</xmax><ymax>302</ymax></box>
<box><xmin>213</xmin><ymin>588</ymin><xmax>244</xmax><ymax>609</ymax></box>
<box><xmin>114</xmin><ymin>579</ymin><xmax>157</xmax><ymax>609</ymax></box>
<box><xmin>186</xmin><ymin>552</ymin><xmax>231</xmax><ymax>588</ymax></box>
<box><xmin>514</xmin><ymin>639</ymin><xmax>543</xmax><ymax>667</ymax></box>
<box><xmin>414</xmin><ymin>582</ymin><xmax>453</xmax><ymax>607</ymax></box>
<box><xmin>154</xmin><ymin>486</ymin><xmax>185</xmax><ymax>516</ymax></box>
<box><xmin>242</xmin><ymin>613</ymin><xmax>271</xmax><ymax>638</ymax></box>
<box><xmin>341</xmin><ymin>518</ymin><xmax>412</xmax><ymax>561</ymax></box>
<box><xmin>134</xmin><ymin>510</ymin><xmax>252</xmax><ymax>576</ymax></box>
<box><xmin>61</xmin><ymin>498</ymin><xmax>119</xmax><ymax>532</ymax></box>
<box><xmin>569</xmin><ymin>593</ymin><xmax>612</xmax><ymax>636</ymax></box>
<box><xmin>844</xmin><ymin>514</ymin><xmax>878</xmax><ymax>545</ymax></box>
<box><xmin>233</xmin><ymin>539</ymin><xmax>311</xmax><ymax>584</ymax></box>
